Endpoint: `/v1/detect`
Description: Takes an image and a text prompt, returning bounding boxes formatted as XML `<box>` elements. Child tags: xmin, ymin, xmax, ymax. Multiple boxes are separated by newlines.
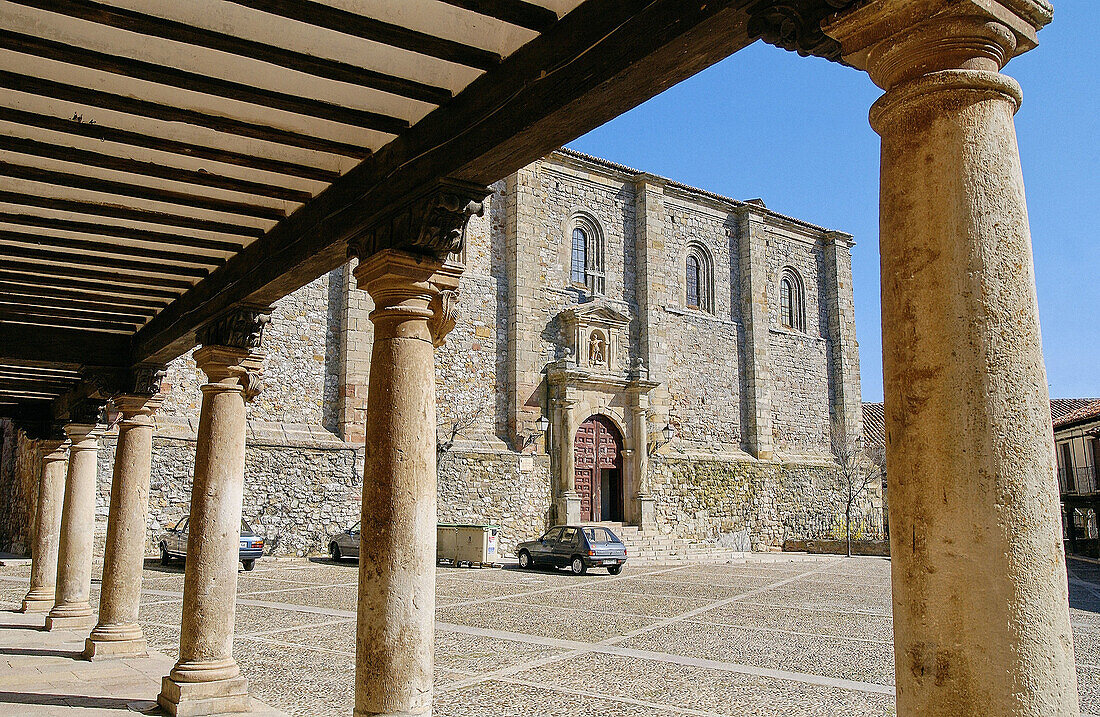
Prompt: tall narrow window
<box><xmin>684</xmin><ymin>243</ymin><xmax>713</xmax><ymax>313</ymax></box>
<box><xmin>571</xmin><ymin>227</ymin><xmax>587</xmax><ymax>285</ymax></box>
<box><xmin>779</xmin><ymin>268</ymin><xmax>805</xmax><ymax>332</ymax></box>
<box><xmin>686</xmin><ymin>254</ymin><xmax>701</xmax><ymax>309</ymax></box>
<box><xmin>569</xmin><ymin>213</ymin><xmax>605</xmax><ymax>295</ymax></box>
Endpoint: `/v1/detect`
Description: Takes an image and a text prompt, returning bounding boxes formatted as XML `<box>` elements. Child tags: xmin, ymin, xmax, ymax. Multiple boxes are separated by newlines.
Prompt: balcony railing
<box><xmin>1060</xmin><ymin>465</ymin><xmax>1098</xmax><ymax>495</ymax></box>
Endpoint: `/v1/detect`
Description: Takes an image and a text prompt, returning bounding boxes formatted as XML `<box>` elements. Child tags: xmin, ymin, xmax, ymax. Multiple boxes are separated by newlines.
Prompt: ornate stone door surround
<box><xmin>547</xmin><ymin>304</ymin><xmax>657</xmax><ymax>529</ymax></box>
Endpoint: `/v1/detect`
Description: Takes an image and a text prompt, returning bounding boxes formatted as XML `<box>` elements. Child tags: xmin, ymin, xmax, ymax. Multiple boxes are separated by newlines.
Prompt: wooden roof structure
<box><xmin>0</xmin><ymin>0</ymin><xmax>856</xmax><ymax>426</ymax></box>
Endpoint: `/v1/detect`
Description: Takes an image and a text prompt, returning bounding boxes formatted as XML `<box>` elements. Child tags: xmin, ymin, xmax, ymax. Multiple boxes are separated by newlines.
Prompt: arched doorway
<box><xmin>574</xmin><ymin>414</ymin><xmax>623</xmax><ymax>523</ymax></box>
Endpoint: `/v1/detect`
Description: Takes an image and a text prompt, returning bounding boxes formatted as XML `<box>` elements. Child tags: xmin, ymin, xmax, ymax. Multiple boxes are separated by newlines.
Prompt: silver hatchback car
<box><xmin>159</xmin><ymin>516</ymin><xmax>264</xmax><ymax>571</ymax></box>
<box><xmin>329</xmin><ymin>521</ymin><xmax>360</xmax><ymax>561</ymax></box>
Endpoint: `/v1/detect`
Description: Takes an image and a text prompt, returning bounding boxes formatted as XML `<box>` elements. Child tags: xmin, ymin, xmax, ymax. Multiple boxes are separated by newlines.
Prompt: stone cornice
<box><xmin>347</xmin><ymin>179</ymin><xmax>490</xmax><ymax>261</ymax></box>
<box><xmin>196</xmin><ymin>306</ymin><xmax>271</xmax><ymax>350</ymax></box>
<box><xmin>546</xmin><ymin>361</ymin><xmax>659</xmax><ymax>395</ymax></box>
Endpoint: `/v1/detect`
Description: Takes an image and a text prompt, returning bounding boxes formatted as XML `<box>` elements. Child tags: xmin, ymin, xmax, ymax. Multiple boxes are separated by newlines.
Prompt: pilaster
<box><xmin>735</xmin><ymin>206</ymin><xmax>774</xmax><ymax>459</ymax></box>
<box><xmin>822</xmin><ymin>231</ymin><xmax>862</xmax><ymax>442</ymax></box>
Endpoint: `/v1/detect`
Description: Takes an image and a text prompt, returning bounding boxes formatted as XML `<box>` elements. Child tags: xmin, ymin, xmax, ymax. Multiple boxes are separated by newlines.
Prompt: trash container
<box><xmin>437</xmin><ymin>523</ymin><xmax>499</xmax><ymax>567</ymax></box>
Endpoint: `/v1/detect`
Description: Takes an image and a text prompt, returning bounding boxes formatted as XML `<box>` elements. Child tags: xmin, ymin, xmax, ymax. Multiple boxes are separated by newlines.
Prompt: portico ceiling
<box><xmin>0</xmin><ymin>0</ymin><xmax>856</xmax><ymax>418</ymax></box>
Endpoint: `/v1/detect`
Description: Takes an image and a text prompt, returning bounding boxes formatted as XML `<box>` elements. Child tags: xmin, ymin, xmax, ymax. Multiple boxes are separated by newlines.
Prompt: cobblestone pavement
<box><xmin>2</xmin><ymin>555</ymin><xmax>1100</xmax><ymax>716</ymax></box>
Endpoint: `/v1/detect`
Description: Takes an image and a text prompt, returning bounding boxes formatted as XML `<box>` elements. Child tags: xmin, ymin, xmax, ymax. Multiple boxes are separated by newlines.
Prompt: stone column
<box><xmin>46</xmin><ymin>412</ymin><xmax>103</xmax><ymax>632</ymax></box>
<box><xmin>159</xmin><ymin>309</ymin><xmax>266</xmax><ymax>717</ymax></box>
<box><xmin>85</xmin><ymin>373</ymin><xmax>164</xmax><ymax>660</ymax></box>
<box><xmin>825</xmin><ymin>2</ymin><xmax>1076</xmax><ymax>713</ymax></box>
<box><xmin>21</xmin><ymin>437</ymin><xmax>68</xmax><ymax>613</ymax></box>
<box><xmin>352</xmin><ymin>249</ymin><xmax>461</xmax><ymax>717</ymax></box>
<box><xmin>557</xmin><ymin>398</ymin><xmax>581</xmax><ymax>524</ymax></box>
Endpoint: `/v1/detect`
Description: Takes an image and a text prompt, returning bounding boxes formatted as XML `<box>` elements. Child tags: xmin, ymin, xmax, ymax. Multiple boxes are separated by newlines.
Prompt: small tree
<box><xmin>830</xmin><ymin>416</ymin><xmax>885</xmax><ymax>557</ymax></box>
<box><xmin>437</xmin><ymin>399</ymin><xmax>488</xmax><ymax>456</ymax></box>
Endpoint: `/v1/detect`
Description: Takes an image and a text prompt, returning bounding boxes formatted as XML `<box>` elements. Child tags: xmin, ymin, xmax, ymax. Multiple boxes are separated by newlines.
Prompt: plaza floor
<box><xmin>1</xmin><ymin>554</ymin><xmax>1099</xmax><ymax>716</ymax></box>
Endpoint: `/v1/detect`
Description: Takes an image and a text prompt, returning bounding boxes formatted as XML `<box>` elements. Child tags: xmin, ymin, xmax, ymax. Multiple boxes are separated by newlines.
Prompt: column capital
<box><xmin>347</xmin><ymin>179</ymin><xmax>490</xmax><ymax>262</ymax></box>
<box><xmin>823</xmin><ymin>0</ymin><xmax>1052</xmax><ymax>88</ymax></box>
<box><xmin>111</xmin><ymin>393</ymin><xmax>163</xmax><ymax>423</ymax></box>
<box><xmin>39</xmin><ymin>437</ymin><xmax>69</xmax><ymax>461</ymax></box>
<box><xmin>86</xmin><ymin>364</ymin><xmax>167</xmax><ymax>402</ymax></box>
<box><xmin>354</xmin><ymin>249</ymin><xmax>464</xmax><ymax>344</ymax></box>
<box><xmin>196</xmin><ymin>305</ymin><xmax>271</xmax><ymax>351</ymax></box>
<box><xmin>193</xmin><ymin>346</ymin><xmax>265</xmax><ymax>402</ymax></box>
<box><xmin>65</xmin><ymin>399</ymin><xmax>106</xmax><ymax>436</ymax></box>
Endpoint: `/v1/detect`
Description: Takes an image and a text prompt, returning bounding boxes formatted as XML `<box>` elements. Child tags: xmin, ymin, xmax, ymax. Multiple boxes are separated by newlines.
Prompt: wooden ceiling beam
<box><xmin>0</xmin><ymin>135</ymin><xmax>313</xmax><ymax>203</ymax></box>
<box><xmin>0</xmin><ymin>245</ymin><xmax>210</xmax><ymax>279</ymax></box>
<box><xmin>8</xmin><ymin>0</ymin><xmax>453</xmax><ymax>105</ymax></box>
<box><xmin>1</xmin><ymin>32</ymin><xmax>410</xmax><ymax>135</ymax></box>
<box><xmin>436</xmin><ymin>0</ymin><xmax>558</xmax><ymax>32</ymax></box>
<box><xmin>0</xmin><ymin>70</ymin><xmax>373</xmax><ymax>159</ymax></box>
<box><xmin>0</xmin><ymin>229</ymin><xmax>226</xmax><ymax>268</ymax></box>
<box><xmin>0</xmin><ymin>107</ymin><xmax>340</xmax><ymax>183</ymax></box>
<box><xmin>0</xmin><ymin>162</ymin><xmax>288</xmax><ymax>221</ymax></box>
<box><xmin>0</xmin><ymin>191</ymin><xmax>265</xmax><ymax>238</ymax></box>
<box><xmin>0</xmin><ymin>259</ymin><xmax>195</xmax><ymax>291</ymax></box>
<box><xmin>0</xmin><ymin>310</ymin><xmax>138</xmax><ymax>332</ymax></box>
<box><xmin>0</xmin><ymin>271</ymin><xmax>182</xmax><ymax>301</ymax></box>
<box><xmin>225</xmin><ymin>0</ymin><xmax>502</xmax><ymax>70</ymax></box>
<box><xmin>0</xmin><ymin>212</ymin><xmax>245</xmax><ymax>254</ymax></box>
<box><xmin>0</xmin><ymin>300</ymin><xmax>149</xmax><ymax>323</ymax></box>
<box><xmin>0</xmin><ymin>292</ymin><xmax>159</xmax><ymax>316</ymax></box>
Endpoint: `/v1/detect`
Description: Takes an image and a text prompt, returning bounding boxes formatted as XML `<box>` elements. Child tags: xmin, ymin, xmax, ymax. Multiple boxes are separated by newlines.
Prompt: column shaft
<box><xmin>159</xmin><ymin>344</ymin><xmax>262</xmax><ymax>716</ymax></box>
<box><xmin>85</xmin><ymin>396</ymin><xmax>159</xmax><ymax>659</ymax></box>
<box><xmin>558</xmin><ymin>400</ymin><xmax>580</xmax><ymax>524</ymax></box>
<box><xmin>21</xmin><ymin>441</ymin><xmax>68</xmax><ymax>613</ymax></box>
<box><xmin>46</xmin><ymin>424</ymin><xmax>101</xmax><ymax>631</ymax></box>
<box><xmin>353</xmin><ymin>250</ymin><xmax>459</xmax><ymax>717</ymax></box>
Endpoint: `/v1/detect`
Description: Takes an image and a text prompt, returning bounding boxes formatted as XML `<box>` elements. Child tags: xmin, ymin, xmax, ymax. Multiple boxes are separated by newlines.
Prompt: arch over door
<box><xmin>574</xmin><ymin>414</ymin><xmax>623</xmax><ymax>522</ymax></box>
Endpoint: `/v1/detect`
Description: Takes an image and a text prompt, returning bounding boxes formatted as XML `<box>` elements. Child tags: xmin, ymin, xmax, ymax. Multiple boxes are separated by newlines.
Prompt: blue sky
<box><xmin>567</xmin><ymin>1</ymin><xmax>1098</xmax><ymax>402</ymax></box>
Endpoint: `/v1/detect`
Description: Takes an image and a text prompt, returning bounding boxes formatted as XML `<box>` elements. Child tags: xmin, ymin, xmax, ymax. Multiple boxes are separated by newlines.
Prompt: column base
<box><xmin>20</xmin><ymin>589</ymin><xmax>55</xmax><ymax>613</ymax></box>
<box><xmin>83</xmin><ymin>635</ymin><xmax>148</xmax><ymax>660</ymax></box>
<box><xmin>45</xmin><ymin>612</ymin><xmax>96</xmax><ymax>632</ymax></box>
<box><xmin>353</xmin><ymin>708</ymin><xmax>430</xmax><ymax>717</ymax></box>
<box><xmin>158</xmin><ymin>675</ymin><xmax>251</xmax><ymax>717</ymax></box>
<box><xmin>558</xmin><ymin>491</ymin><xmax>581</xmax><ymax>525</ymax></box>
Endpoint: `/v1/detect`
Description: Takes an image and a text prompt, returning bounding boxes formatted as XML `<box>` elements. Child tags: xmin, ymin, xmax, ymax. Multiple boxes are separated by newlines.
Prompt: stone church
<box><xmin>0</xmin><ymin>149</ymin><xmax>870</xmax><ymax>558</ymax></box>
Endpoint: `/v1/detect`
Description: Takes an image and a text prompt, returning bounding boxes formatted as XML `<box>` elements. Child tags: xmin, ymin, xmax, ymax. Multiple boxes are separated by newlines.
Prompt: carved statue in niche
<box><xmin>589</xmin><ymin>330</ymin><xmax>606</xmax><ymax>367</ymax></box>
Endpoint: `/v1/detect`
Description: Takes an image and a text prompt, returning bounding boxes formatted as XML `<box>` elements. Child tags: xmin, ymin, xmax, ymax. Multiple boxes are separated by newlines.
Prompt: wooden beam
<box><xmin>0</xmin><ymin>300</ymin><xmax>149</xmax><ymax>323</ymax></box>
<box><xmin>0</xmin><ymin>32</ymin><xmax>410</xmax><ymax>135</ymax></box>
<box><xmin>0</xmin><ymin>229</ymin><xmax>225</xmax><ymax>268</ymax></box>
<box><xmin>0</xmin><ymin>292</ymin><xmax>160</xmax><ymax>316</ymax></box>
<box><xmin>0</xmin><ymin>259</ymin><xmax>195</xmax><ymax>291</ymax></box>
<box><xmin>0</xmin><ymin>309</ymin><xmax>138</xmax><ymax>332</ymax></box>
<box><xmin>0</xmin><ymin>323</ymin><xmax>132</xmax><ymax>365</ymax></box>
<box><xmin>132</xmin><ymin>0</ymin><xmax>756</xmax><ymax>364</ymax></box>
<box><xmin>436</xmin><ymin>0</ymin><xmax>559</xmax><ymax>32</ymax></box>
<box><xmin>0</xmin><ymin>107</ymin><xmax>340</xmax><ymax>183</ymax></box>
<box><xmin>0</xmin><ymin>212</ymin><xmax>245</xmax><ymax>254</ymax></box>
<box><xmin>0</xmin><ymin>135</ymin><xmax>314</xmax><ymax>203</ymax></box>
<box><xmin>0</xmin><ymin>191</ymin><xmax>265</xmax><ymax>238</ymax></box>
<box><xmin>0</xmin><ymin>245</ymin><xmax>210</xmax><ymax>279</ymax></box>
<box><xmin>0</xmin><ymin>70</ymin><xmax>374</xmax><ymax>159</ymax></box>
<box><xmin>0</xmin><ymin>163</ymin><xmax>288</xmax><ymax>220</ymax></box>
<box><xmin>8</xmin><ymin>0</ymin><xmax>453</xmax><ymax>105</ymax></box>
<box><xmin>225</xmin><ymin>0</ymin><xmax>502</xmax><ymax>70</ymax></box>
<box><xmin>0</xmin><ymin>271</ymin><xmax>182</xmax><ymax>301</ymax></box>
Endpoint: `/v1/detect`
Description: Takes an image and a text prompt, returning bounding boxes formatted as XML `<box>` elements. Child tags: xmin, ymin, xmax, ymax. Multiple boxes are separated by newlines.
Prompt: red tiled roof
<box><xmin>861</xmin><ymin>398</ymin><xmax>1100</xmax><ymax>445</ymax></box>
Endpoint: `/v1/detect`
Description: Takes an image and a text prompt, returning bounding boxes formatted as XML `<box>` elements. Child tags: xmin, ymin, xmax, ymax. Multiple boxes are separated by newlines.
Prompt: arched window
<box><xmin>568</xmin><ymin>213</ymin><xmax>605</xmax><ymax>294</ymax></box>
<box><xmin>685</xmin><ymin>243</ymin><xmax>713</xmax><ymax>313</ymax></box>
<box><xmin>780</xmin><ymin>268</ymin><xmax>805</xmax><ymax>332</ymax></box>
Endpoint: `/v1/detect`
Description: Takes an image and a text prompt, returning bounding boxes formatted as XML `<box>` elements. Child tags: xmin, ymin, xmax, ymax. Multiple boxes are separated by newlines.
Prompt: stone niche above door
<box><xmin>559</xmin><ymin>302</ymin><xmax>631</xmax><ymax>375</ymax></box>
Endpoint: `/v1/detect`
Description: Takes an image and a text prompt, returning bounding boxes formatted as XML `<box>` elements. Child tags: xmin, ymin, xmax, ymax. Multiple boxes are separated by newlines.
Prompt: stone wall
<box><xmin>649</xmin><ymin>454</ymin><xmax>882</xmax><ymax>549</ymax></box>
<box><xmin>0</xmin><ymin>420</ymin><xmax>38</xmax><ymax>555</ymax></box>
<box><xmin>93</xmin><ymin>418</ymin><xmax>361</xmax><ymax>557</ymax></box>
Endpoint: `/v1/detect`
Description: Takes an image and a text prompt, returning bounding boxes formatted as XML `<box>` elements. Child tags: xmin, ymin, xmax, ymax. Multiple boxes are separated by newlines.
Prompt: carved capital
<box><xmin>67</xmin><ymin>398</ymin><xmax>106</xmax><ymax>427</ymax></box>
<box><xmin>196</xmin><ymin>305</ymin><xmax>271</xmax><ymax>350</ymax></box>
<box><xmin>193</xmin><ymin>345</ymin><xmax>265</xmax><ymax>403</ymax></box>
<box><xmin>428</xmin><ymin>289</ymin><xmax>460</xmax><ymax>347</ymax></box>
<box><xmin>747</xmin><ymin>0</ymin><xmax>864</xmax><ymax>63</ymax></box>
<box><xmin>85</xmin><ymin>364</ymin><xmax>167</xmax><ymax>400</ymax></box>
<box><xmin>347</xmin><ymin>179</ymin><xmax>490</xmax><ymax>261</ymax></box>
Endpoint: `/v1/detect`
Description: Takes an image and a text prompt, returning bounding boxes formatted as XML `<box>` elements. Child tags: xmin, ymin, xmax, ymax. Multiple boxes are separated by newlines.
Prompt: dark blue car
<box><xmin>516</xmin><ymin>525</ymin><xmax>627</xmax><ymax>575</ymax></box>
<box><xmin>159</xmin><ymin>516</ymin><xmax>264</xmax><ymax>571</ymax></box>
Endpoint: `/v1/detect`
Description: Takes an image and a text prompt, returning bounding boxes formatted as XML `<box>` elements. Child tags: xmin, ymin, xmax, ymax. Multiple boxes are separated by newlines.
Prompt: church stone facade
<box><xmin>0</xmin><ymin>150</ymin><xmax>872</xmax><ymax>558</ymax></box>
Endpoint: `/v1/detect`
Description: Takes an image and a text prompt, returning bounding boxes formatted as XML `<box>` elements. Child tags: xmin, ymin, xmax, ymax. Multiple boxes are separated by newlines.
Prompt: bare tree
<box><xmin>830</xmin><ymin>416</ymin><xmax>886</xmax><ymax>557</ymax></box>
<box><xmin>437</xmin><ymin>399</ymin><xmax>488</xmax><ymax>456</ymax></box>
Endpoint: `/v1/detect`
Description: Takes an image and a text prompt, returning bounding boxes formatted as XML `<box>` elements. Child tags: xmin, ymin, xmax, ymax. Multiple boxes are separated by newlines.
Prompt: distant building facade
<box><xmin>1</xmin><ymin>150</ymin><xmax>874</xmax><ymax>557</ymax></box>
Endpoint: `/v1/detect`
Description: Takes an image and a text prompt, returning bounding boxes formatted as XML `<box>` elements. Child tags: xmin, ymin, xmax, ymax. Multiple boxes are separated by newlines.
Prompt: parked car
<box><xmin>516</xmin><ymin>525</ymin><xmax>627</xmax><ymax>575</ymax></box>
<box><xmin>159</xmin><ymin>516</ymin><xmax>264</xmax><ymax>571</ymax></box>
<box><xmin>329</xmin><ymin>521</ymin><xmax>360</xmax><ymax>561</ymax></box>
